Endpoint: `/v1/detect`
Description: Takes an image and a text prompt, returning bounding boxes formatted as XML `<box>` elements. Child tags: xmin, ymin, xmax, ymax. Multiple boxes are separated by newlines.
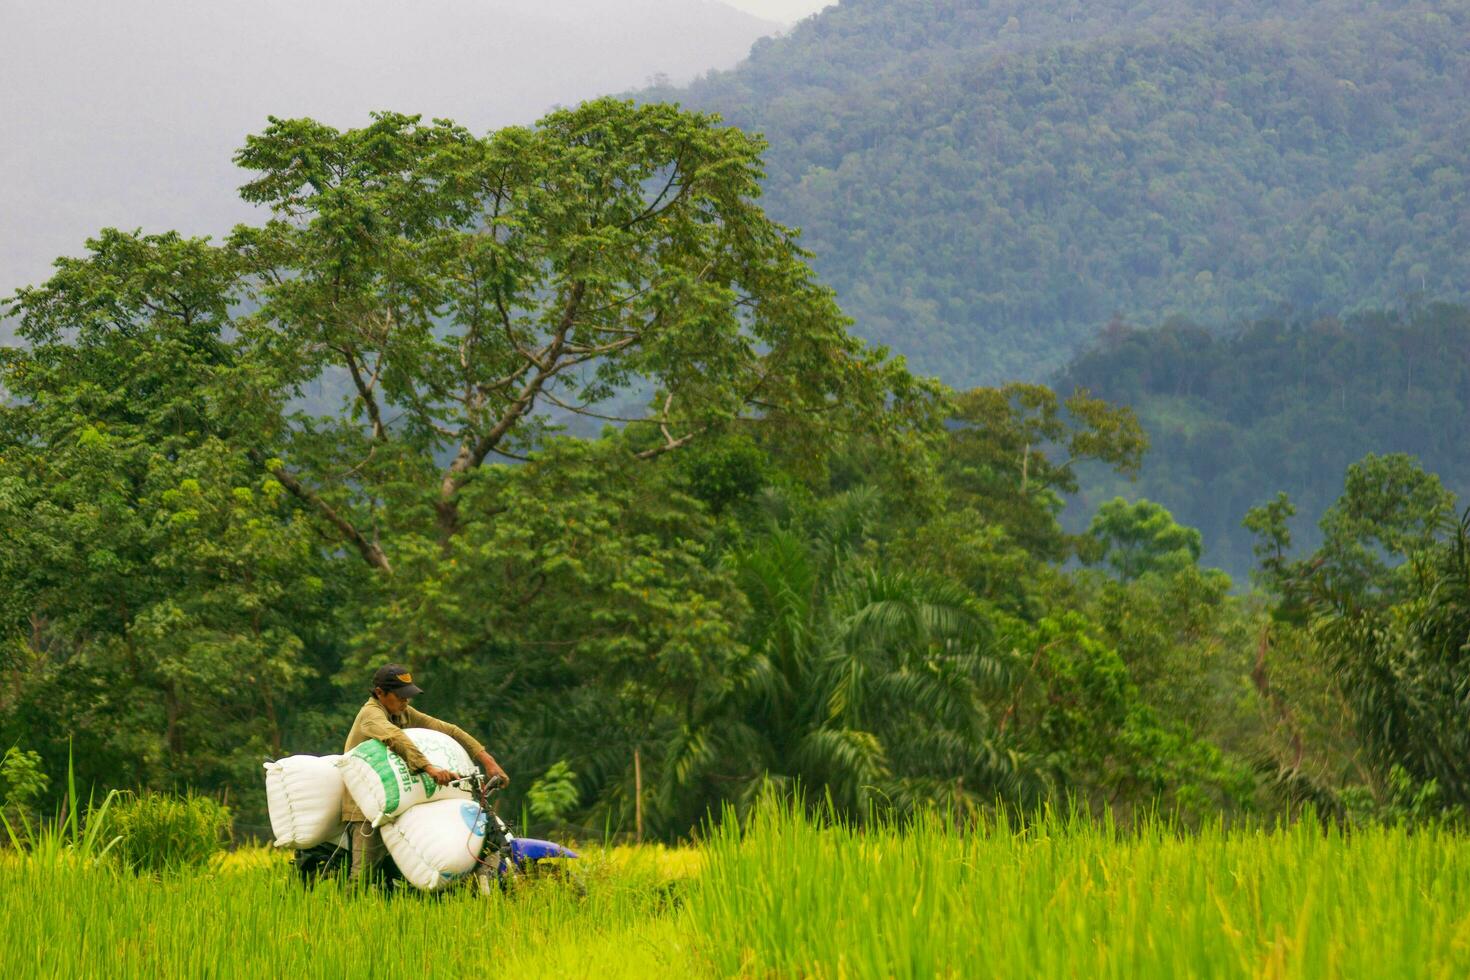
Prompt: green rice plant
<box><xmin>0</xmin><ymin>841</ymin><xmax>698</xmax><ymax>978</ymax></box>
<box><xmin>689</xmin><ymin>801</ymin><xmax>1470</xmax><ymax>978</ymax></box>
<box><xmin>107</xmin><ymin>792</ymin><xmax>232</xmax><ymax>875</ymax></box>
<box><xmin>0</xmin><ymin>747</ymin><xmax>120</xmax><ymax>866</ymax></box>
<box><xmin>4</xmin><ymin>801</ymin><xmax>1470</xmax><ymax>978</ymax></box>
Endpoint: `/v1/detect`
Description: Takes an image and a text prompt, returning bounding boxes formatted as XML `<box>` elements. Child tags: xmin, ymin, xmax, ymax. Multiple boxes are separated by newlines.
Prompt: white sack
<box><xmin>263</xmin><ymin>754</ymin><xmax>347</xmax><ymax>849</ymax></box>
<box><xmin>382</xmin><ymin>797</ymin><xmax>489</xmax><ymax>891</ymax></box>
<box><xmin>337</xmin><ymin>728</ymin><xmax>474</xmax><ymax>828</ymax></box>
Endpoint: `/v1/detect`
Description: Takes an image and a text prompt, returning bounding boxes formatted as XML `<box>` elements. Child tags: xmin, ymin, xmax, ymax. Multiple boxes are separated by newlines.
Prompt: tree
<box><xmin>227</xmin><ymin>99</ymin><xmax>934</xmax><ymax>570</ymax></box>
<box><xmin>0</xmin><ymin>231</ymin><xmax>336</xmax><ymax>794</ymax></box>
<box><xmin>1316</xmin><ymin>453</ymin><xmax>1457</xmax><ymax>600</ymax></box>
<box><xmin>1001</xmin><ymin>609</ymin><xmax>1253</xmax><ymax>820</ymax></box>
<box><xmin>1087</xmin><ymin>498</ymin><xmax>1204</xmax><ymax>581</ymax></box>
<box><xmin>652</xmin><ymin>489</ymin><xmax>1035</xmax><ymax>828</ymax></box>
<box><xmin>945</xmin><ymin>384</ymin><xmax>1146</xmax><ymax>561</ymax></box>
<box><xmin>1310</xmin><ymin>510</ymin><xmax>1470</xmax><ymax>809</ymax></box>
<box><xmin>1243</xmin><ymin>491</ymin><xmax>1296</xmax><ymax>591</ymax></box>
<box><xmin>1</xmin><ymin>101</ymin><xmax>932</xmax><ymax>827</ymax></box>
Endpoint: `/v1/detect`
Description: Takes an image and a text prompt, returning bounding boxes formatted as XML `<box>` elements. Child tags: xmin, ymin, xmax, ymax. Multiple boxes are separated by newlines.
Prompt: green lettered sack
<box><xmin>337</xmin><ymin>728</ymin><xmax>473</xmax><ymax>827</ymax></box>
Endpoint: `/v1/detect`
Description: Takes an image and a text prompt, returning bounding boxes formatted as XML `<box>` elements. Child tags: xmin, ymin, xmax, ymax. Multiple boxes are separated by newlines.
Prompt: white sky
<box><xmin>0</xmin><ymin>0</ymin><xmax>836</xmax><ymax>298</ymax></box>
<box><xmin>724</xmin><ymin>0</ymin><xmax>833</xmax><ymax>20</ymax></box>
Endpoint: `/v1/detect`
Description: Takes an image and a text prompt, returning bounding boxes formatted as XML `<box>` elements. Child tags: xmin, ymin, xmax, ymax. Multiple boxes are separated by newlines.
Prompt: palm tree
<box><xmin>658</xmin><ymin>489</ymin><xmax>1042</xmax><ymax>826</ymax></box>
<box><xmin>1310</xmin><ymin>509</ymin><xmax>1470</xmax><ymax>808</ymax></box>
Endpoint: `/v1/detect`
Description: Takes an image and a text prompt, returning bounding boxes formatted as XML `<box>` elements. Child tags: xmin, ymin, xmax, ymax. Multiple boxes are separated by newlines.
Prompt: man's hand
<box><xmin>477</xmin><ymin>750</ymin><xmax>509</xmax><ymax>786</ymax></box>
<box><xmin>424</xmin><ymin>764</ymin><xmax>456</xmax><ymax>786</ymax></box>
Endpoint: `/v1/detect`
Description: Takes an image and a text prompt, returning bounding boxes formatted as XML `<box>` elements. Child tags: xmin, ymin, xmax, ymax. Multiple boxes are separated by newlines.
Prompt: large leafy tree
<box><xmin>1241</xmin><ymin>455</ymin><xmax>1466</xmax><ymax>815</ymax></box>
<box><xmin>228</xmin><ymin>98</ymin><xmax>933</xmax><ymax>572</ymax></box>
<box><xmin>0</xmin><ymin>231</ymin><xmax>340</xmax><ymax>794</ymax></box>
<box><xmin>1310</xmin><ymin>510</ymin><xmax>1470</xmax><ymax>809</ymax></box>
<box><xmin>1298</xmin><ymin>456</ymin><xmax>1466</xmax><ymax>809</ymax></box>
<box><xmin>1088</xmin><ymin>498</ymin><xmax>1205</xmax><ymax>582</ymax></box>
<box><xmin>944</xmin><ymin>384</ymin><xmax>1145</xmax><ymax>563</ymax></box>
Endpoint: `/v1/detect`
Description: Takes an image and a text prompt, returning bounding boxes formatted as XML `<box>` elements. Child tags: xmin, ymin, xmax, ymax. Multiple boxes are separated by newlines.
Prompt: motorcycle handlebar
<box><xmin>447</xmin><ymin>772</ymin><xmax>508</xmax><ymax>793</ymax></box>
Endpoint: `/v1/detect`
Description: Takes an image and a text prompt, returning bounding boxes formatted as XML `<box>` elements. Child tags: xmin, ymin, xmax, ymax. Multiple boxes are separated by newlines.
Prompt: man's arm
<box><xmin>402</xmin><ymin>706</ymin><xmax>486</xmax><ymax>758</ymax></box>
<box><xmin>404</xmin><ymin>706</ymin><xmax>509</xmax><ymax>784</ymax></box>
<box><xmin>357</xmin><ymin>702</ymin><xmax>433</xmax><ymax>772</ymax></box>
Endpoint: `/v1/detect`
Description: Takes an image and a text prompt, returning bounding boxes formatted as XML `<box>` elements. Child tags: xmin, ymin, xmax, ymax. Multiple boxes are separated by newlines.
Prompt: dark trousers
<box><xmin>348</xmin><ymin>821</ymin><xmax>386</xmax><ymax>880</ymax></box>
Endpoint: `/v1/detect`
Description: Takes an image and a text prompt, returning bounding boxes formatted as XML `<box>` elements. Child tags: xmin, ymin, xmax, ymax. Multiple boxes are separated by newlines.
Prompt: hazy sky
<box><xmin>0</xmin><ymin>0</ymin><xmax>832</xmax><ymax>298</ymax></box>
<box><xmin>724</xmin><ymin>0</ymin><xmax>831</xmax><ymax>19</ymax></box>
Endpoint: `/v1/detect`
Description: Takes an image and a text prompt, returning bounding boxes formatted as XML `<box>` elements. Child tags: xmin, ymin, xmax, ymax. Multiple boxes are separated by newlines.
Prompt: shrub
<box><xmin>1</xmin><ymin>746</ymin><xmax>51</xmax><ymax>834</ymax></box>
<box><xmin>527</xmin><ymin>761</ymin><xmax>580</xmax><ymax>824</ymax></box>
<box><xmin>1</xmin><ymin>749</ymin><xmax>121</xmax><ymax>863</ymax></box>
<box><xmin>108</xmin><ymin>793</ymin><xmax>231</xmax><ymax>874</ymax></box>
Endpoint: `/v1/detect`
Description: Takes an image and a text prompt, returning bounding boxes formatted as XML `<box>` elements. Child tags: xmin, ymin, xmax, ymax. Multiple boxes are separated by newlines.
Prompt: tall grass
<box><xmin>0</xmin><ymin>750</ymin><xmax>120</xmax><ymax>866</ymax></box>
<box><xmin>107</xmin><ymin>793</ymin><xmax>231</xmax><ymax>874</ymax></box>
<box><xmin>0</xmin><ymin>845</ymin><xmax>696</xmax><ymax>978</ymax></box>
<box><xmin>5</xmin><ymin>802</ymin><xmax>1469</xmax><ymax>977</ymax></box>
<box><xmin>689</xmin><ymin>803</ymin><xmax>1470</xmax><ymax>978</ymax></box>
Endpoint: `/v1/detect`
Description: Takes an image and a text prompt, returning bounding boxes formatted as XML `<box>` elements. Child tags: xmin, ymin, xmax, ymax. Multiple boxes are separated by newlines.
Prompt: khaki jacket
<box><xmin>340</xmin><ymin>698</ymin><xmax>487</xmax><ymax>823</ymax></box>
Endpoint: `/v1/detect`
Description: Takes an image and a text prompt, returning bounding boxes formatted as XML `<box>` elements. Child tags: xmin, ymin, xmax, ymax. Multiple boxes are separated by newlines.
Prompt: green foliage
<box><xmin>107</xmin><ymin>792</ymin><xmax>232</xmax><ymax>875</ymax></box>
<box><xmin>0</xmin><ymin>746</ymin><xmax>49</xmax><ymax>812</ymax></box>
<box><xmin>1309</xmin><ymin>509</ymin><xmax>1470</xmax><ymax>809</ymax></box>
<box><xmin>0</xmin><ymin>226</ymin><xmax>343</xmax><ymax>799</ymax></box>
<box><xmin>11</xmin><ymin>88</ymin><xmax>1467</xmax><ymax>836</ymax></box>
<box><xmin>1</xmin><ymin>751</ymin><xmax>122</xmax><ymax>864</ymax></box>
<box><xmin>946</xmin><ymin>384</ymin><xmax>1147</xmax><ymax>562</ymax></box>
<box><xmin>649</xmin><ymin>488</ymin><xmax>1038</xmax><ymax>829</ymax></box>
<box><xmin>1243</xmin><ymin>492</ymin><xmax>1295</xmax><ymax>592</ymax></box>
<box><xmin>0</xmin><ymin>100</ymin><xmax>931</xmax><ymax>836</ymax></box>
<box><xmin>527</xmin><ymin>762</ymin><xmax>581</xmax><ymax>825</ymax></box>
<box><xmin>1088</xmin><ymin>498</ymin><xmax>1204</xmax><ymax>581</ymax></box>
<box><xmin>1317</xmin><ymin>453</ymin><xmax>1457</xmax><ymax>599</ymax></box>
<box><xmin>1340</xmin><ymin>765</ymin><xmax>1456</xmax><ymax>827</ymax></box>
<box><xmin>1065</xmin><ymin>305</ymin><xmax>1470</xmax><ymax>578</ymax></box>
<box><xmin>651</xmin><ymin>0</ymin><xmax>1470</xmax><ymax>383</ymax></box>
<box><xmin>1003</xmin><ymin>609</ymin><xmax>1253</xmax><ymax>818</ymax></box>
<box><xmin>674</xmin><ymin>435</ymin><xmax>770</xmax><ymax>517</ymax></box>
<box><xmin>1236</xmin><ymin>455</ymin><xmax>1468</xmax><ymax>815</ymax></box>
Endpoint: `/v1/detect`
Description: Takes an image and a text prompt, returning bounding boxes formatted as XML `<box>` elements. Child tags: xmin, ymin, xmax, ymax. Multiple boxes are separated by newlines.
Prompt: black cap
<box><xmin>373</xmin><ymin>663</ymin><xmax>424</xmax><ymax>698</ymax></box>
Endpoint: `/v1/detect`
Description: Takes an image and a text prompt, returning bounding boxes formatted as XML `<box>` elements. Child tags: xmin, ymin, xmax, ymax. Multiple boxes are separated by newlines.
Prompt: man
<box><xmin>342</xmin><ymin>663</ymin><xmax>510</xmax><ymax>881</ymax></box>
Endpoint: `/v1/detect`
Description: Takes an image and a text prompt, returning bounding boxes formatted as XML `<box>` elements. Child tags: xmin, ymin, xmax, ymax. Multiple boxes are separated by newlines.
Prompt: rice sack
<box><xmin>263</xmin><ymin>754</ymin><xmax>347</xmax><ymax>849</ymax></box>
<box><xmin>381</xmin><ymin>797</ymin><xmax>490</xmax><ymax>891</ymax></box>
<box><xmin>337</xmin><ymin>728</ymin><xmax>473</xmax><ymax>827</ymax></box>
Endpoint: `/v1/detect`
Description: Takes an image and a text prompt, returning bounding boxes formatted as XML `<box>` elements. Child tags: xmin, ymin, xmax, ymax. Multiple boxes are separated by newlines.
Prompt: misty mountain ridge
<box><xmin>647</xmin><ymin>0</ymin><xmax>1470</xmax><ymax>385</ymax></box>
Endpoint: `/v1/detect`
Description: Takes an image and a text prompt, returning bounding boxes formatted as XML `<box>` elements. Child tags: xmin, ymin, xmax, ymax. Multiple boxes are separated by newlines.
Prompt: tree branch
<box><xmin>251</xmin><ymin>451</ymin><xmax>392</xmax><ymax>573</ymax></box>
<box><xmin>336</xmin><ymin>342</ymin><xmax>388</xmax><ymax>442</ymax></box>
<box><xmin>634</xmin><ymin>427</ymin><xmax>703</xmax><ymax>460</ymax></box>
<box><xmin>435</xmin><ymin>280</ymin><xmax>587</xmax><ymax>535</ymax></box>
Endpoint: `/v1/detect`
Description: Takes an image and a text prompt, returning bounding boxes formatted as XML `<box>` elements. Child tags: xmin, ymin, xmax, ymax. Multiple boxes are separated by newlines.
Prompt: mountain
<box><xmin>648</xmin><ymin>0</ymin><xmax>1470</xmax><ymax>384</ymax></box>
<box><xmin>0</xmin><ymin>0</ymin><xmax>782</xmax><ymax>301</ymax></box>
<box><xmin>1058</xmin><ymin>303</ymin><xmax>1470</xmax><ymax>580</ymax></box>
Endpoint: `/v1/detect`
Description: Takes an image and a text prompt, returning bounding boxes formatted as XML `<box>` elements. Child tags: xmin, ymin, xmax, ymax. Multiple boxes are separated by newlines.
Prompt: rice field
<box><xmin>4</xmin><ymin>806</ymin><xmax>1470</xmax><ymax>978</ymax></box>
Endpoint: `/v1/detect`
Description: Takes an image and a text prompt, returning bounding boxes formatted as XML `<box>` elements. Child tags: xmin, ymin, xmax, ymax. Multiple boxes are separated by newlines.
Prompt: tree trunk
<box><xmin>634</xmin><ymin>747</ymin><xmax>644</xmax><ymax>843</ymax></box>
<box><xmin>164</xmin><ymin>682</ymin><xmax>184</xmax><ymax>759</ymax></box>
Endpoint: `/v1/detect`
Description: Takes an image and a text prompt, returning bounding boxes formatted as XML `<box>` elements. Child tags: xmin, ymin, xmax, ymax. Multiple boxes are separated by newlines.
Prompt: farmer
<box><xmin>342</xmin><ymin>663</ymin><xmax>509</xmax><ymax>881</ymax></box>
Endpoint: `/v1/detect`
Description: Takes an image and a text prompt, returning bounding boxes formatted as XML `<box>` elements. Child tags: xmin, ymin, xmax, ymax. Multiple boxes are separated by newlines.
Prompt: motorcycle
<box><xmin>293</xmin><ymin>772</ymin><xmax>578</xmax><ymax>893</ymax></box>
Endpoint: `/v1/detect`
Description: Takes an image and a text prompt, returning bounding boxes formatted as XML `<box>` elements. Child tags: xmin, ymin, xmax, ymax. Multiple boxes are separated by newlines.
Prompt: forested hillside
<box><xmin>1059</xmin><ymin>303</ymin><xmax>1470</xmax><ymax>578</ymax></box>
<box><xmin>650</xmin><ymin>0</ymin><xmax>1470</xmax><ymax>383</ymax></box>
